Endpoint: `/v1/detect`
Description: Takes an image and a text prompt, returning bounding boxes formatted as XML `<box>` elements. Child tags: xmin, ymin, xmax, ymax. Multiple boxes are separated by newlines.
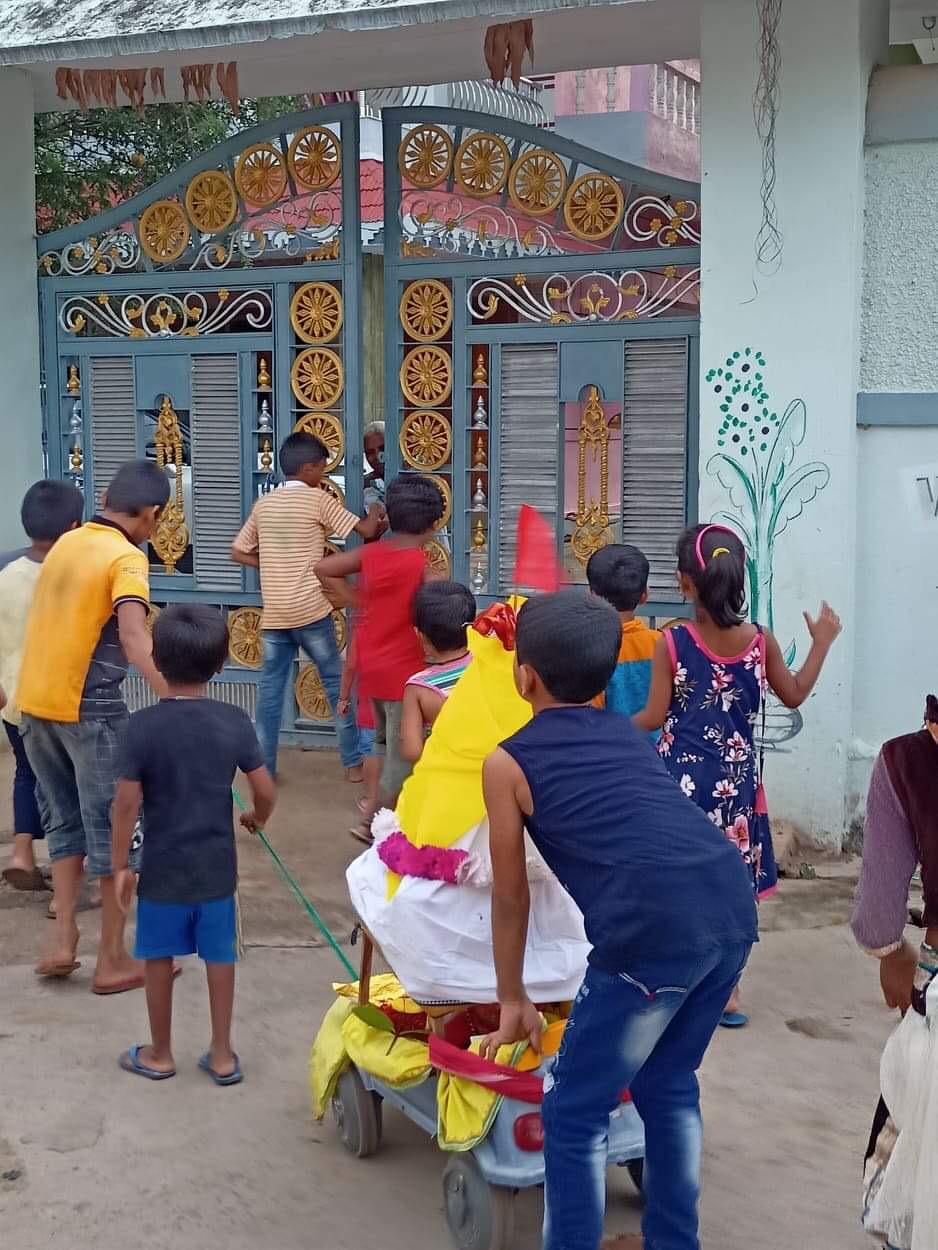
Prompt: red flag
<box><xmin>513</xmin><ymin>504</ymin><xmax>562</xmax><ymax>593</ymax></box>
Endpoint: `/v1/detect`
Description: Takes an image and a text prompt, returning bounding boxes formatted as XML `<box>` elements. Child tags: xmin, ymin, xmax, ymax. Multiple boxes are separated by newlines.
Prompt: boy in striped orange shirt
<box><xmin>587</xmin><ymin>544</ymin><xmax>661</xmax><ymax>728</ymax></box>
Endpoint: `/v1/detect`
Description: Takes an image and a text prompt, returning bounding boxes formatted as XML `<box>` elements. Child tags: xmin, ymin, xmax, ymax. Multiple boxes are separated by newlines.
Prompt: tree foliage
<box><xmin>35</xmin><ymin>97</ymin><xmax>302</xmax><ymax>233</ymax></box>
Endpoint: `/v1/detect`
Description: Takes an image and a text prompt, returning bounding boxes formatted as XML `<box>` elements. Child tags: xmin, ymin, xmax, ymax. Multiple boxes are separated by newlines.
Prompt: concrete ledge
<box><xmin>867</xmin><ymin>63</ymin><xmax>938</xmax><ymax>143</ymax></box>
<box><xmin>857</xmin><ymin>391</ymin><xmax>938</xmax><ymax>425</ymax></box>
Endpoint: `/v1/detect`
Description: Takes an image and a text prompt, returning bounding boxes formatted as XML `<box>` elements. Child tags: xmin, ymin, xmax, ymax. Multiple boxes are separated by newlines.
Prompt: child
<box><xmin>315</xmin><ymin>475</ymin><xmax>444</xmax><ymax>843</ymax></box>
<box><xmin>0</xmin><ymin>480</ymin><xmax>84</xmax><ymax>891</ymax></box>
<box><xmin>586</xmin><ymin>543</ymin><xmax>661</xmax><ymax>723</ymax></box>
<box><xmin>112</xmin><ymin>604</ymin><xmax>275</xmax><ymax>1084</ymax></box>
<box><xmin>231</xmin><ymin>431</ymin><xmax>384</xmax><ymax>781</ymax></box>
<box><xmin>634</xmin><ymin>523</ymin><xmax>841</xmax><ymax>1024</ymax></box>
<box><xmin>337</xmin><ymin>622</ymin><xmax>381</xmax><ymax>836</ymax></box>
<box><xmin>400</xmin><ymin>580</ymin><xmax>476</xmax><ymax>764</ymax></box>
<box><xmin>480</xmin><ymin>591</ymin><xmax>757</xmax><ymax>1250</ymax></box>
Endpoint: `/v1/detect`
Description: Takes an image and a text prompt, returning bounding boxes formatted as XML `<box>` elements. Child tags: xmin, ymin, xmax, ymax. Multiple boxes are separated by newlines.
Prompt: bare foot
<box><xmin>345</xmin><ymin>765</ymin><xmax>364</xmax><ymax>784</ymax></box>
<box><xmin>92</xmin><ymin>956</ymin><xmax>146</xmax><ymax>995</ymax></box>
<box><xmin>601</xmin><ymin>1237</ymin><xmax>643</xmax><ymax>1249</ymax></box>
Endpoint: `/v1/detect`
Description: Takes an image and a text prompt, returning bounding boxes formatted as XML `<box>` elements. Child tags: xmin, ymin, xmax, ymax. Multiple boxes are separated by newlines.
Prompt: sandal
<box><xmin>198</xmin><ymin>1052</ymin><xmax>243</xmax><ymax>1086</ymax></box>
<box><xmin>119</xmin><ymin>1044</ymin><xmax>176</xmax><ymax>1081</ymax></box>
<box><xmin>3</xmin><ymin>866</ymin><xmax>52</xmax><ymax>892</ymax></box>
<box><xmin>349</xmin><ymin>823</ymin><xmax>374</xmax><ymax>846</ymax></box>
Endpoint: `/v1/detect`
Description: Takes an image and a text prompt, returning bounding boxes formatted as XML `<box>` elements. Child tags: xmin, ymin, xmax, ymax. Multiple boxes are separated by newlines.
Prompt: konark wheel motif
<box><xmin>399</xmin><ymin>125</ymin><xmax>453</xmax><ymax>189</ymax></box>
<box><xmin>425</xmin><ymin>473</ymin><xmax>452</xmax><ymax>529</ymax></box>
<box><xmin>320</xmin><ymin>477</ymin><xmax>346</xmax><ymax>516</ymax></box>
<box><xmin>454</xmin><ymin>132</ymin><xmax>510</xmax><ymax>199</ymax></box>
<box><xmin>290</xmin><ymin>281</ymin><xmax>344</xmax><ymax>344</ymax></box>
<box><xmin>291</xmin><ymin>347</ymin><xmax>344</xmax><ymax>408</ymax></box>
<box><xmin>288</xmin><ymin>126</ymin><xmax>341</xmax><ymax>191</ymax></box>
<box><xmin>332</xmin><ymin>610</ymin><xmax>347</xmax><ymax>654</ymax></box>
<box><xmin>292</xmin><ymin>411</ymin><xmax>345</xmax><ymax>472</ymax></box>
<box><xmin>508</xmin><ymin>148</ymin><xmax>566</xmax><ymax>217</ymax></box>
<box><xmin>399</xmin><ymin>279</ymin><xmax>453</xmax><ymax>342</ymax></box>
<box><xmin>295</xmin><ymin>664</ymin><xmax>331</xmax><ymax>721</ymax></box>
<box><xmin>423</xmin><ymin>540</ymin><xmax>451</xmax><ymax>578</ymax></box>
<box><xmin>185</xmin><ymin>170</ymin><xmax>238</xmax><ymax>234</ymax></box>
<box><xmin>400</xmin><ymin>346</ymin><xmax>452</xmax><ymax>407</ymax></box>
<box><xmin>399</xmin><ymin>411</ymin><xmax>452</xmax><ymax>471</ymax></box>
<box><xmin>563</xmin><ymin>173</ymin><xmax>624</xmax><ymax>242</ymax></box>
<box><xmin>138</xmin><ymin>200</ymin><xmax>190</xmax><ymax>263</ymax></box>
<box><xmin>228</xmin><ymin>607</ymin><xmax>263</xmax><ymax>669</ymax></box>
<box><xmin>235</xmin><ymin>142</ymin><xmax>288</xmax><ymax>207</ymax></box>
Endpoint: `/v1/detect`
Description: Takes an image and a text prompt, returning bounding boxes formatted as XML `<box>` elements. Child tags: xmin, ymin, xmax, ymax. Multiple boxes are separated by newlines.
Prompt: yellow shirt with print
<box><xmin>17</xmin><ymin>521</ymin><xmax>150</xmax><ymax>724</ymax></box>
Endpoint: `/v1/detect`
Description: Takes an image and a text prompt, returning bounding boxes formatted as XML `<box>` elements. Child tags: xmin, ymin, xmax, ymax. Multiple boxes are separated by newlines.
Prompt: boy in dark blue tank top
<box><xmin>480</xmin><ymin>592</ymin><xmax>757</xmax><ymax>1250</ymax></box>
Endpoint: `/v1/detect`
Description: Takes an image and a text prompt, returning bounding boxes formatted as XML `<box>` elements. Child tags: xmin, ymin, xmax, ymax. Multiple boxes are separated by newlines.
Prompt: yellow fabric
<box><xmin>333</xmin><ymin>973</ymin><xmax>423</xmax><ymax>1017</ymax></box>
<box><xmin>340</xmin><ymin>1012</ymin><xmax>432</xmax><ymax>1089</ymax></box>
<box><xmin>309</xmin><ymin>997</ymin><xmax>354</xmax><ymax>1119</ymax></box>
<box><xmin>17</xmin><ymin>522</ymin><xmax>150</xmax><ymax>723</ymax></box>
<box><xmin>0</xmin><ymin>556</ymin><xmax>42</xmax><ymax>726</ymax></box>
<box><xmin>436</xmin><ymin>1039</ymin><xmax>524</xmax><ymax>1152</ymax></box>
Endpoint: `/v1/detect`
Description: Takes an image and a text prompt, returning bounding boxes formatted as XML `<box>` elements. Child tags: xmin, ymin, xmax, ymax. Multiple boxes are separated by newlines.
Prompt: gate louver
<box><xmin>89</xmin><ymin>356</ymin><xmax>137</xmax><ymax>508</ymax></box>
<box><xmin>497</xmin><ymin>344</ymin><xmax>559</xmax><ymax>591</ymax></box>
<box><xmin>622</xmin><ymin>339</ymin><xmax>689</xmax><ymax>602</ymax></box>
<box><xmin>191</xmin><ymin>354</ymin><xmax>243</xmax><ymax>592</ymax></box>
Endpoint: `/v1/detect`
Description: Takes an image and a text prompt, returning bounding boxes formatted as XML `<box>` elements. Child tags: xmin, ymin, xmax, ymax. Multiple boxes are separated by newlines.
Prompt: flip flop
<box><xmin>35</xmin><ymin>959</ymin><xmax>81</xmax><ymax>979</ymax></box>
<box><xmin>719</xmin><ymin>1011</ymin><xmax>749</xmax><ymax>1029</ymax></box>
<box><xmin>3</xmin><ymin>866</ymin><xmax>52</xmax><ymax>891</ymax></box>
<box><xmin>92</xmin><ymin>964</ymin><xmax>182</xmax><ymax>996</ymax></box>
<box><xmin>119</xmin><ymin>1045</ymin><xmax>176</xmax><ymax>1081</ymax></box>
<box><xmin>46</xmin><ymin>892</ymin><xmax>102</xmax><ymax>919</ymax></box>
<box><xmin>198</xmin><ymin>1052</ymin><xmax>243</xmax><ymax>1086</ymax></box>
<box><xmin>349</xmin><ymin>824</ymin><xmax>374</xmax><ymax>845</ymax></box>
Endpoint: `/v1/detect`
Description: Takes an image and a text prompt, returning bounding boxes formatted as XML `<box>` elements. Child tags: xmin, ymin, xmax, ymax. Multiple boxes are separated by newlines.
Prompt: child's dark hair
<box><xmin>21</xmin><ymin>479</ymin><xmax>84</xmax><ymax>542</ymax></box>
<box><xmin>413</xmin><ymin>580</ymin><xmax>477</xmax><ymax>652</ymax></box>
<box><xmin>152</xmin><ymin>603</ymin><xmax>229</xmax><ymax>685</ymax></box>
<box><xmin>677</xmin><ymin>524</ymin><xmax>747</xmax><ymax>629</ymax></box>
<box><xmin>516</xmin><ymin>591</ymin><xmax>620</xmax><ymax>704</ymax></box>
<box><xmin>105</xmin><ymin>460</ymin><xmax>171</xmax><ymax>515</ymax></box>
<box><xmin>279</xmin><ymin>432</ymin><xmax>328</xmax><ymax>476</ymax></box>
<box><xmin>926</xmin><ymin>695</ymin><xmax>938</xmax><ymax>726</ymax></box>
<box><xmin>586</xmin><ymin>544</ymin><xmax>650</xmax><ymax>612</ymax></box>
<box><xmin>385</xmin><ymin>474</ymin><xmax>444</xmax><ymax>534</ymax></box>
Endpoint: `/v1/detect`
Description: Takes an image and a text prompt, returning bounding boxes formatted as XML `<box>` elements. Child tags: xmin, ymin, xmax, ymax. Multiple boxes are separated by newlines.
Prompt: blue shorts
<box><xmin>134</xmin><ymin>895</ymin><xmax>238</xmax><ymax>964</ymax></box>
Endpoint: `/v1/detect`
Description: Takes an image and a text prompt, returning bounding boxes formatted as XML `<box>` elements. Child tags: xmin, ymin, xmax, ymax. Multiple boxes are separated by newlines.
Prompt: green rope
<box><xmin>231</xmin><ymin>787</ymin><xmax>357</xmax><ymax>979</ymax></box>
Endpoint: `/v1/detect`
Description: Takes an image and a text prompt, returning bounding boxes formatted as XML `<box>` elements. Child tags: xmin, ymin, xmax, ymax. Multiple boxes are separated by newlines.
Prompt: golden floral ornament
<box><xmin>423</xmin><ymin>539</ymin><xmax>451</xmax><ymax>578</ymax></box>
<box><xmin>288</xmin><ymin>126</ymin><xmax>341</xmax><ymax>191</ymax></box>
<box><xmin>399</xmin><ymin>279</ymin><xmax>453</xmax><ymax>343</ymax></box>
<box><xmin>235</xmin><ymin>142</ymin><xmax>288</xmax><ymax>207</ymax></box>
<box><xmin>425</xmin><ymin>473</ymin><xmax>452</xmax><ymax>529</ymax></box>
<box><xmin>228</xmin><ymin>607</ymin><xmax>264</xmax><ymax>669</ymax></box>
<box><xmin>290</xmin><ymin>347</ymin><xmax>345</xmax><ymax>408</ymax></box>
<box><xmin>138</xmin><ymin>199</ymin><xmax>190</xmax><ymax>263</ymax></box>
<box><xmin>295</xmin><ymin>664</ymin><xmax>331</xmax><ymax>721</ymax></box>
<box><xmin>454</xmin><ymin>131</ymin><xmax>511</xmax><ymax>199</ymax></box>
<box><xmin>185</xmin><ymin>170</ymin><xmax>238</xmax><ymax>235</ymax></box>
<box><xmin>290</xmin><ymin>281</ymin><xmax>343</xmax><ymax>344</ymax></box>
<box><xmin>145</xmin><ymin>604</ymin><xmax>161</xmax><ymax>634</ymax></box>
<box><xmin>292</xmin><ymin>411</ymin><xmax>345</xmax><ymax>472</ymax></box>
<box><xmin>400</xmin><ymin>345</ymin><xmax>452</xmax><ymax>407</ymax></box>
<box><xmin>508</xmin><ymin>147</ymin><xmax>566</xmax><ymax>217</ymax></box>
<box><xmin>399</xmin><ymin>410</ymin><xmax>452</xmax><ymax>471</ymax></box>
<box><xmin>151</xmin><ymin>395</ymin><xmax>189</xmax><ymax>574</ymax></box>
<box><xmin>399</xmin><ymin>124</ymin><xmax>453</xmax><ymax>189</ymax></box>
<box><xmin>563</xmin><ymin>172</ymin><xmax>624</xmax><ymax>242</ymax></box>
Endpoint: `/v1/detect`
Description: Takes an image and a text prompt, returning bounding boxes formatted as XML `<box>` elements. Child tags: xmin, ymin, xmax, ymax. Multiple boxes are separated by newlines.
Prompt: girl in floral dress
<box><xmin>635</xmin><ymin>523</ymin><xmax>842</xmax><ymax>1025</ymax></box>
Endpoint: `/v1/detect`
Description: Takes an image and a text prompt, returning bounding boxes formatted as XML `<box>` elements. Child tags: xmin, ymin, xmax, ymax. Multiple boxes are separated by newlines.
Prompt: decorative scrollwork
<box><xmin>290</xmin><ymin>281</ymin><xmax>343</xmax><ymax>344</ymax></box>
<box><xmin>292</xmin><ymin>411</ymin><xmax>345</xmax><ymax>471</ymax></box>
<box><xmin>400</xmin><ymin>345</ymin><xmax>452</xmax><ymax>407</ymax></box>
<box><xmin>423</xmin><ymin>540</ymin><xmax>451</xmax><ymax>578</ymax></box>
<box><xmin>399</xmin><ymin>124</ymin><xmax>453</xmax><ymax>189</ymax></box>
<box><xmin>228</xmin><ymin>607</ymin><xmax>264</xmax><ymax>669</ymax></box>
<box><xmin>235</xmin><ymin>142</ymin><xmax>288</xmax><ymax>207</ymax></box>
<box><xmin>466</xmin><ymin>268</ymin><xmax>700</xmax><ymax>326</ymax></box>
<box><xmin>151</xmin><ymin>395</ymin><xmax>189</xmax><ymax>574</ymax></box>
<box><xmin>289</xmin><ymin>126</ymin><xmax>341</xmax><ymax>191</ymax></box>
<box><xmin>572</xmin><ymin>385</ymin><xmax>613</xmax><ymax>567</ymax></box>
<box><xmin>291</xmin><ymin>347</ymin><xmax>344</xmax><ymax>408</ymax></box>
<box><xmin>145</xmin><ymin>604</ymin><xmax>161</xmax><ymax>634</ymax></box>
<box><xmin>508</xmin><ymin>148</ymin><xmax>566</xmax><ymax>217</ymax></box>
<box><xmin>139</xmin><ymin>200</ymin><xmax>190</xmax><ymax>263</ymax></box>
<box><xmin>186</xmin><ymin>170</ymin><xmax>238</xmax><ymax>235</ymax></box>
<box><xmin>399</xmin><ymin>279</ymin><xmax>452</xmax><ymax>342</ymax></box>
<box><xmin>60</xmin><ymin>288</ymin><xmax>273</xmax><ymax>338</ymax></box>
<box><xmin>295</xmin><ymin>664</ymin><xmax>331</xmax><ymax>721</ymax></box>
<box><xmin>425</xmin><ymin>473</ymin><xmax>452</xmax><ymax>529</ymax></box>
<box><xmin>40</xmin><ymin>229</ymin><xmax>141</xmax><ymax>277</ymax></box>
<box><xmin>622</xmin><ymin>194</ymin><xmax>701</xmax><ymax>247</ymax></box>
<box><xmin>399</xmin><ymin>411</ymin><xmax>452</xmax><ymax>471</ymax></box>
<box><xmin>564</xmin><ymin>173</ymin><xmax>624</xmax><ymax>242</ymax></box>
<box><xmin>454</xmin><ymin>132</ymin><xmax>511</xmax><ymax>199</ymax></box>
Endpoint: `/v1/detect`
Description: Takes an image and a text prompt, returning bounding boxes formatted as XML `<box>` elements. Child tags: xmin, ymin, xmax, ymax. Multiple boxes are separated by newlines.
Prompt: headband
<box><xmin>695</xmin><ymin>524</ymin><xmax>738</xmax><ymax>570</ymax></box>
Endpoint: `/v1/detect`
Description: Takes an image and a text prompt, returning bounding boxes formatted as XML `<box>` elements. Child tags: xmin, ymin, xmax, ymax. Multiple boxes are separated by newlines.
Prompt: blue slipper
<box><xmin>198</xmin><ymin>1052</ymin><xmax>243</xmax><ymax>1086</ymax></box>
<box><xmin>719</xmin><ymin>1011</ymin><xmax>749</xmax><ymax>1029</ymax></box>
<box><xmin>119</xmin><ymin>1044</ymin><xmax>176</xmax><ymax>1080</ymax></box>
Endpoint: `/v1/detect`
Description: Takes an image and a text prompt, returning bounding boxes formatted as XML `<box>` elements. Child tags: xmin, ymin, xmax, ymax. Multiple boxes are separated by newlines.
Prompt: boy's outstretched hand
<box><xmin>114</xmin><ymin>867</ymin><xmax>136</xmax><ymax>915</ymax></box>
<box><xmin>479</xmin><ymin>998</ymin><xmax>543</xmax><ymax>1061</ymax></box>
<box><xmin>803</xmin><ymin>601</ymin><xmax>842</xmax><ymax>649</ymax></box>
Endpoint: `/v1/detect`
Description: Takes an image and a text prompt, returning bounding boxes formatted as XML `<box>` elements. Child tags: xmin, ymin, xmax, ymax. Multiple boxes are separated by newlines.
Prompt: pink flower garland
<box><xmin>377</xmin><ymin>830</ymin><xmax>470</xmax><ymax>885</ymax></box>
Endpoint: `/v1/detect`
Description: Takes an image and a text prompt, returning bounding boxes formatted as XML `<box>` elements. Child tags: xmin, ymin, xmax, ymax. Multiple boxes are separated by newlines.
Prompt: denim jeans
<box><xmin>542</xmin><ymin>940</ymin><xmax>752</xmax><ymax>1250</ymax></box>
<box><xmin>256</xmin><ymin>618</ymin><xmax>362</xmax><ymax>776</ymax></box>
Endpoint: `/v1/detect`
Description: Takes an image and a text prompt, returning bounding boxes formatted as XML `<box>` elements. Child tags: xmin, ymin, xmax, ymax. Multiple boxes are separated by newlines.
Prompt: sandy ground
<box><xmin>0</xmin><ymin>745</ymin><xmax>895</xmax><ymax>1250</ymax></box>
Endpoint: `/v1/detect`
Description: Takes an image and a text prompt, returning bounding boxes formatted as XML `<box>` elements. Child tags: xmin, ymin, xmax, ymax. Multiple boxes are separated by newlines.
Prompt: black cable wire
<box><xmin>753</xmin><ymin>0</ymin><xmax>783</xmax><ymax>274</ymax></box>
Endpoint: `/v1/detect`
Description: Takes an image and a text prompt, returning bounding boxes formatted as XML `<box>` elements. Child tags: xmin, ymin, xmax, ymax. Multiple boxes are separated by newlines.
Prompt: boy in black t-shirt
<box><xmin>112</xmin><ymin>604</ymin><xmax>275</xmax><ymax>1085</ymax></box>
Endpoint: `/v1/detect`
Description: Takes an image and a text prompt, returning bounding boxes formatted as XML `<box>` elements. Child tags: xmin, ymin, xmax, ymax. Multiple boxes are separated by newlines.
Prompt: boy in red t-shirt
<box><xmin>316</xmin><ymin>476</ymin><xmax>443</xmax><ymax>843</ymax></box>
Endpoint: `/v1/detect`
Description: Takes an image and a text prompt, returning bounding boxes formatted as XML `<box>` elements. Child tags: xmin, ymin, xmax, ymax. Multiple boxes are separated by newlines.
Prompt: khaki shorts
<box><xmin>371</xmin><ymin>699</ymin><xmax>413</xmax><ymax>800</ymax></box>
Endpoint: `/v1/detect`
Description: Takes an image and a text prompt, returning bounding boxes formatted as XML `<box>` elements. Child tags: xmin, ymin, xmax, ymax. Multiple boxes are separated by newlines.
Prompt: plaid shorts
<box><xmin>20</xmin><ymin>714</ymin><xmax>130</xmax><ymax>879</ymax></box>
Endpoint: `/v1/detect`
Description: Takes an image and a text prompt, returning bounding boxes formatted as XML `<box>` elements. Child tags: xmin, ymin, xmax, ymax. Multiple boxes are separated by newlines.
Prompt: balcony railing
<box><xmin>359</xmin><ymin>79</ymin><xmax>550</xmax><ymax>128</ymax></box>
<box><xmin>650</xmin><ymin>64</ymin><xmax>700</xmax><ymax>135</ymax></box>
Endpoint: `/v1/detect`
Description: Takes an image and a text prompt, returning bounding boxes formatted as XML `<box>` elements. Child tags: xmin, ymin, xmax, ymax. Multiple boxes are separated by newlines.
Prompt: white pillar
<box><xmin>0</xmin><ymin>70</ymin><xmax>42</xmax><ymax>548</ymax></box>
<box><xmin>699</xmin><ymin>0</ymin><xmax>888</xmax><ymax>847</ymax></box>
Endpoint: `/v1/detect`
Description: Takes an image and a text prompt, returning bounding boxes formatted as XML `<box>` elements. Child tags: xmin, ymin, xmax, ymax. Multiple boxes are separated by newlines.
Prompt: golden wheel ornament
<box><xmin>288</xmin><ymin>126</ymin><xmax>341</xmax><ymax>191</ymax></box>
<box><xmin>400</xmin><ymin>345</ymin><xmax>452</xmax><ymax>407</ymax></box>
<box><xmin>228</xmin><ymin>607</ymin><xmax>263</xmax><ymax>669</ymax></box>
<box><xmin>234</xmin><ymin>142</ymin><xmax>288</xmax><ymax>207</ymax></box>
<box><xmin>332</xmin><ymin>609</ymin><xmax>347</xmax><ymax>654</ymax></box>
<box><xmin>185</xmin><ymin>170</ymin><xmax>238</xmax><ymax>234</ymax></box>
<box><xmin>290</xmin><ymin>281</ymin><xmax>343</xmax><ymax>344</ymax></box>
<box><xmin>138</xmin><ymin>200</ymin><xmax>190</xmax><ymax>263</ymax></box>
<box><xmin>454</xmin><ymin>132</ymin><xmax>510</xmax><ymax>199</ymax></box>
<box><xmin>423</xmin><ymin>540</ymin><xmax>451</xmax><ymax>578</ymax></box>
<box><xmin>563</xmin><ymin>173</ymin><xmax>624</xmax><ymax>242</ymax></box>
<box><xmin>399</xmin><ymin>411</ymin><xmax>452</xmax><ymax>471</ymax></box>
<box><xmin>399</xmin><ymin>279</ymin><xmax>452</xmax><ymax>343</ymax></box>
<box><xmin>425</xmin><ymin>473</ymin><xmax>452</xmax><ymax>529</ymax></box>
<box><xmin>320</xmin><ymin>477</ymin><xmax>346</xmax><ymax>520</ymax></box>
<box><xmin>509</xmin><ymin>148</ymin><xmax>566</xmax><ymax>217</ymax></box>
<box><xmin>292</xmin><ymin>411</ymin><xmax>345</xmax><ymax>472</ymax></box>
<box><xmin>399</xmin><ymin>125</ymin><xmax>453</xmax><ymax>189</ymax></box>
<box><xmin>295</xmin><ymin>664</ymin><xmax>331</xmax><ymax>722</ymax></box>
<box><xmin>291</xmin><ymin>347</ymin><xmax>344</xmax><ymax>408</ymax></box>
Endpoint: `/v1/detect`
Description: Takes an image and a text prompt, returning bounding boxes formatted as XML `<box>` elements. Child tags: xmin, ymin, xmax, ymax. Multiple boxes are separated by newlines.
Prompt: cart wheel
<box><xmin>441</xmin><ymin>1154</ymin><xmax>515</xmax><ymax>1250</ymax></box>
<box><xmin>625</xmin><ymin>1157</ymin><xmax>644</xmax><ymax>1193</ymax></box>
<box><xmin>331</xmin><ymin>1069</ymin><xmax>382</xmax><ymax>1158</ymax></box>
